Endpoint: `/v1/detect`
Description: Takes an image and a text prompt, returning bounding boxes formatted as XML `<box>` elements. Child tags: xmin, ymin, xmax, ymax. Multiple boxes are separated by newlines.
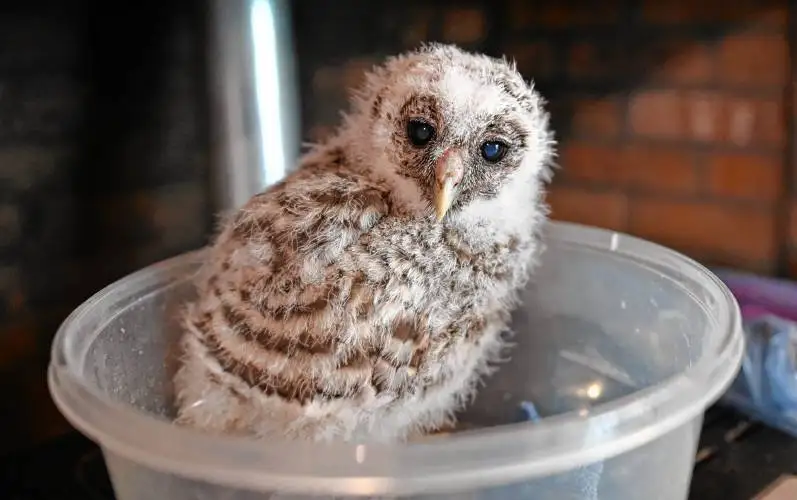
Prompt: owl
<box><xmin>173</xmin><ymin>43</ymin><xmax>556</xmax><ymax>443</ymax></box>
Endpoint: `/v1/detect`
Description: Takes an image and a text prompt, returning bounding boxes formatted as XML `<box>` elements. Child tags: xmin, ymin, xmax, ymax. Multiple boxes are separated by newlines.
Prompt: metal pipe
<box><xmin>206</xmin><ymin>0</ymin><xmax>300</xmax><ymax>217</ymax></box>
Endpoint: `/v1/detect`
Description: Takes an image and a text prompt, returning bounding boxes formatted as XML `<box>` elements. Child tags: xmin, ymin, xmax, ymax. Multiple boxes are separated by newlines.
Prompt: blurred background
<box><xmin>0</xmin><ymin>0</ymin><xmax>791</xmax><ymax>457</ymax></box>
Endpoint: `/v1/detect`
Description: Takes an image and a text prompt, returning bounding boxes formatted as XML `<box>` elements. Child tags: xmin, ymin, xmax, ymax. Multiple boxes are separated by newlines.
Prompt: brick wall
<box><xmin>0</xmin><ymin>0</ymin><xmax>794</xmax><ymax>453</ymax></box>
<box><xmin>302</xmin><ymin>0</ymin><xmax>793</xmax><ymax>275</ymax></box>
<box><xmin>540</xmin><ymin>2</ymin><xmax>792</xmax><ymax>275</ymax></box>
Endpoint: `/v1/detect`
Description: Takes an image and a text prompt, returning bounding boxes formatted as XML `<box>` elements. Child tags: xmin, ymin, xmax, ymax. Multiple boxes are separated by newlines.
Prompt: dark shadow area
<box><xmin>0</xmin><ymin>0</ymin><xmax>211</xmax><ymax>453</ymax></box>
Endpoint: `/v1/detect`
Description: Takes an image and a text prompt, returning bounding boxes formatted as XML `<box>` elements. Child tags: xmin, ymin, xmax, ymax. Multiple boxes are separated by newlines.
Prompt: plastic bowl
<box><xmin>48</xmin><ymin>221</ymin><xmax>743</xmax><ymax>500</ymax></box>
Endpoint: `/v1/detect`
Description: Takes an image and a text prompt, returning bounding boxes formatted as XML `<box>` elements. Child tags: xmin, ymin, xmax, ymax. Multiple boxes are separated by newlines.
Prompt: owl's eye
<box><xmin>407</xmin><ymin>120</ymin><xmax>435</xmax><ymax>147</ymax></box>
<box><xmin>481</xmin><ymin>141</ymin><xmax>508</xmax><ymax>162</ymax></box>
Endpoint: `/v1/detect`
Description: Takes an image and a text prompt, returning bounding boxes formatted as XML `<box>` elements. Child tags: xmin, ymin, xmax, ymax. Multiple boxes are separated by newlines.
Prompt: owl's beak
<box><xmin>434</xmin><ymin>149</ymin><xmax>464</xmax><ymax>221</ymax></box>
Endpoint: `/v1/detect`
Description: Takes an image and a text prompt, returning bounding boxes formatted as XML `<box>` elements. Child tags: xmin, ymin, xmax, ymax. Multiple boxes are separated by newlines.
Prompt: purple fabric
<box><xmin>712</xmin><ymin>268</ymin><xmax>797</xmax><ymax>323</ymax></box>
<box><xmin>712</xmin><ymin>268</ymin><xmax>797</xmax><ymax>437</ymax></box>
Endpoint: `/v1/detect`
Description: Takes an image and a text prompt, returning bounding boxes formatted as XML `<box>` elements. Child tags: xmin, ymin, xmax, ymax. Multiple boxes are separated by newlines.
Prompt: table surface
<box><xmin>2</xmin><ymin>406</ymin><xmax>795</xmax><ymax>499</ymax></box>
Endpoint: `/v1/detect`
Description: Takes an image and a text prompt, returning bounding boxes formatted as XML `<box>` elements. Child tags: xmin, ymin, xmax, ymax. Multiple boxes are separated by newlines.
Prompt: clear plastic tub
<box><xmin>48</xmin><ymin>221</ymin><xmax>744</xmax><ymax>500</ymax></box>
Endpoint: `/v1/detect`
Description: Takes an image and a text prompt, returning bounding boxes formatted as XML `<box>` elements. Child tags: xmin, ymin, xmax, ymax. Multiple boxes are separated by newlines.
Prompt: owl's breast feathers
<box><xmin>182</xmin><ymin>161</ymin><xmax>531</xmax><ymax>409</ymax></box>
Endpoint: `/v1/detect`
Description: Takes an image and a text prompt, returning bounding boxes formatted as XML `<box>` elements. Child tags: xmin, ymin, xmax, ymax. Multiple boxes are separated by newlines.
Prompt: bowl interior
<box><xmin>77</xmin><ymin>226</ymin><xmax>716</xmax><ymax>430</ymax></box>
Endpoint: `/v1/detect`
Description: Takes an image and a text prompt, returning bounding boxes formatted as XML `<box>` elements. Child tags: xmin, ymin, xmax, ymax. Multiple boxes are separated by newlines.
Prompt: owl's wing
<box><xmin>186</xmin><ymin>165</ymin><xmax>393</xmax><ymax>405</ymax></box>
<box><xmin>229</xmin><ymin>167</ymin><xmax>390</xmax><ymax>269</ymax></box>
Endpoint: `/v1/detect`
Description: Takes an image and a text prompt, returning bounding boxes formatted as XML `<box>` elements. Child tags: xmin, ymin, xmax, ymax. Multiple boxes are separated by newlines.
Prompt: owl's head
<box><xmin>342</xmin><ymin>43</ymin><xmax>555</xmax><ymax>223</ymax></box>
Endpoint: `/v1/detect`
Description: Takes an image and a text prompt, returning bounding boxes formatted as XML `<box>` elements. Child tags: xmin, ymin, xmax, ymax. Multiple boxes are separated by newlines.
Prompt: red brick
<box><xmin>718</xmin><ymin>34</ymin><xmax>787</xmax><ymax>88</ymax></box>
<box><xmin>558</xmin><ymin>143</ymin><xmax>623</xmax><ymax>184</ymax></box>
<box><xmin>97</xmin><ymin>183</ymin><xmax>206</xmax><ymax>248</ymax></box>
<box><xmin>643</xmin><ymin>2</ymin><xmax>786</xmax><ymax>26</ymax></box>
<box><xmin>312</xmin><ymin>58</ymin><xmax>378</xmax><ymax>96</ymax></box>
<box><xmin>544</xmin><ymin>99</ymin><xmax>569</xmax><ymax>135</ymax></box>
<box><xmin>705</xmin><ymin>153</ymin><xmax>782</xmax><ymax>200</ymax></box>
<box><xmin>506</xmin><ymin>42</ymin><xmax>557</xmax><ymax>80</ymax></box>
<box><xmin>559</xmin><ymin>143</ymin><xmax>699</xmax><ymax>195</ymax></box>
<box><xmin>629</xmin><ymin>90</ymin><xmax>720</xmax><ymax>142</ymax></box>
<box><xmin>724</xmin><ymin>96</ymin><xmax>784</xmax><ymax>148</ymax></box>
<box><xmin>507</xmin><ymin>1</ymin><xmax>534</xmax><ymax>30</ymax></box>
<box><xmin>312</xmin><ymin>66</ymin><xmax>343</xmax><ymax>94</ymax></box>
<box><xmin>642</xmin><ymin>3</ymin><xmax>713</xmax><ymax>23</ymax></box>
<box><xmin>342</xmin><ymin>58</ymin><xmax>378</xmax><ymax>91</ymax></box>
<box><xmin>628</xmin><ymin>90</ymin><xmax>686</xmax><ymax>140</ymax></box>
<box><xmin>567</xmin><ymin>43</ymin><xmax>623</xmax><ymax>81</ymax></box>
<box><xmin>751</xmin><ymin>6</ymin><xmax>790</xmax><ymax>28</ymax></box>
<box><xmin>402</xmin><ymin>8</ymin><xmax>434</xmax><ymax>48</ymax></box>
<box><xmin>667</xmin><ymin>90</ymin><xmax>724</xmax><ymax>142</ymax></box>
<box><xmin>567</xmin><ymin>44</ymin><xmax>597</xmax><ymax>79</ymax></box>
<box><xmin>538</xmin><ymin>6</ymin><xmax>604</xmax><ymax>26</ymax></box>
<box><xmin>647</xmin><ymin>42</ymin><xmax>714</xmax><ymax>85</ymax></box>
<box><xmin>442</xmin><ymin>8</ymin><xmax>486</xmax><ymax>44</ymax></box>
<box><xmin>546</xmin><ymin>186</ymin><xmax>628</xmax><ymax>231</ymax></box>
<box><xmin>629</xmin><ymin>90</ymin><xmax>784</xmax><ymax>147</ymax></box>
<box><xmin>788</xmin><ymin>201</ymin><xmax>797</xmax><ymax>247</ymax></box>
<box><xmin>622</xmin><ymin>145</ymin><xmax>700</xmax><ymax>194</ymax></box>
<box><xmin>629</xmin><ymin>199</ymin><xmax>776</xmax><ymax>264</ymax></box>
<box><xmin>569</xmin><ymin>98</ymin><xmax>622</xmax><ymax>139</ymax></box>
<box><xmin>510</xmin><ymin>1</ymin><xmax>620</xmax><ymax>28</ymax></box>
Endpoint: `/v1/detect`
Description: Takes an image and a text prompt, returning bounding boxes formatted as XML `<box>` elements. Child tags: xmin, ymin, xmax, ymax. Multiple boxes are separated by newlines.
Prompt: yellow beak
<box><xmin>434</xmin><ymin>177</ymin><xmax>457</xmax><ymax>222</ymax></box>
<box><xmin>434</xmin><ymin>151</ymin><xmax>464</xmax><ymax>221</ymax></box>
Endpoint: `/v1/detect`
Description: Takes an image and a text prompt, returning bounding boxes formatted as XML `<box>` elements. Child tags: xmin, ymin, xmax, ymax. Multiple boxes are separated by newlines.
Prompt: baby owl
<box><xmin>173</xmin><ymin>43</ymin><xmax>556</xmax><ymax>443</ymax></box>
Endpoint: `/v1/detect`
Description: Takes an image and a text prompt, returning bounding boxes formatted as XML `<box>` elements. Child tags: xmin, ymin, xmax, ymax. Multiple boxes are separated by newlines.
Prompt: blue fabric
<box><xmin>764</xmin><ymin>319</ymin><xmax>797</xmax><ymax>412</ymax></box>
<box><xmin>502</xmin><ymin>401</ymin><xmax>604</xmax><ymax>500</ymax></box>
<box><xmin>723</xmin><ymin>314</ymin><xmax>797</xmax><ymax>437</ymax></box>
<box><xmin>518</xmin><ymin>401</ymin><xmax>541</xmax><ymax>422</ymax></box>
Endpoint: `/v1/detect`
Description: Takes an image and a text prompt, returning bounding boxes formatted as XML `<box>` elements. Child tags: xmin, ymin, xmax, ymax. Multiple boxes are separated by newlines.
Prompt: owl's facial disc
<box><xmin>434</xmin><ymin>148</ymin><xmax>464</xmax><ymax>221</ymax></box>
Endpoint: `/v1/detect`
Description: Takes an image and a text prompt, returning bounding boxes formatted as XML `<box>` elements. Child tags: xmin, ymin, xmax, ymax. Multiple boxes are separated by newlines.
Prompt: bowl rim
<box><xmin>47</xmin><ymin>221</ymin><xmax>744</xmax><ymax>496</ymax></box>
